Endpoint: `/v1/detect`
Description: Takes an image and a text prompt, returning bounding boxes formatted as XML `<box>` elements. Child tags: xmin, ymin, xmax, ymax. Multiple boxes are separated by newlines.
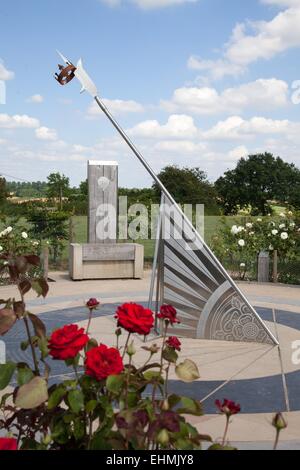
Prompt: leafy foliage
<box><xmin>211</xmin><ymin>211</ymin><xmax>300</xmax><ymax>280</ymax></box>
<box><xmin>215</xmin><ymin>153</ymin><xmax>300</xmax><ymax>215</ymax></box>
<box><xmin>153</xmin><ymin>165</ymin><xmax>220</xmax><ymax>215</ymax></box>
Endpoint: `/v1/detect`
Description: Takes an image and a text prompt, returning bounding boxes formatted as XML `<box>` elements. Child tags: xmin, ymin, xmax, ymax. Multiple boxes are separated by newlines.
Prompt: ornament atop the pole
<box><xmin>54</xmin><ymin>51</ymin><xmax>98</xmax><ymax>97</ymax></box>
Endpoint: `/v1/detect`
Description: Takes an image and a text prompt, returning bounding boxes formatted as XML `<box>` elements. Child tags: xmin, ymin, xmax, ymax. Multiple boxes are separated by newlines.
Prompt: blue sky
<box><xmin>0</xmin><ymin>0</ymin><xmax>300</xmax><ymax>187</ymax></box>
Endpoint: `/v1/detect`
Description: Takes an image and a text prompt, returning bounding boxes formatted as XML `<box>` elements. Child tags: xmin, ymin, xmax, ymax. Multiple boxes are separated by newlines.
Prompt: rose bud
<box><xmin>157</xmin><ymin>305</ymin><xmax>180</xmax><ymax>325</ymax></box>
<box><xmin>215</xmin><ymin>399</ymin><xmax>241</xmax><ymax>417</ymax></box>
<box><xmin>166</xmin><ymin>336</ymin><xmax>181</xmax><ymax>351</ymax></box>
<box><xmin>161</xmin><ymin>399</ymin><xmax>170</xmax><ymax>411</ymax></box>
<box><xmin>142</xmin><ymin>343</ymin><xmax>160</xmax><ymax>354</ymax></box>
<box><xmin>157</xmin><ymin>429</ymin><xmax>169</xmax><ymax>446</ymax></box>
<box><xmin>115</xmin><ymin>327</ymin><xmax>122</xmax><ymax>337</ymax></box>
<box><xmin>127</xmin><ymin>340</ymin><xmax>136</xmax><ymax>357</ymax></box>
<box><xmin>86</xmin><ymin>298</ymin><xmax>100</xmax><ymax>310</ymax></box>
<box><xmin>272</xmin><ymin>413</ymin><xmax>287</xmax><ymax>431</ymax></box>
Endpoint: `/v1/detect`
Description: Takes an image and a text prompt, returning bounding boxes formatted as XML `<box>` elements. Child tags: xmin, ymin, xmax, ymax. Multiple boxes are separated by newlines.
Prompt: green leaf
<box><xmin>162</xmin><ymin>346</ymin><xmax>178</xmax><ymax>364</ymax></box>
<box><xmin>15</xmin><ymin>256</ymin><xmax>29</xmax><ymax>274</ymax></box>
<box><xmin>51</xmin><ymin>419</ymin><xmax>69</xmax><ymax>444</ymax></box>
<box><xmin>13</xmin><ymin>301</ymin><xmax>25</xmax><ymax>317</ymax></box>
<box><xmin>15</xmin><ymin>376</ymin><xmax>48</xmax><ymax>409</ymax></box>
<box><xmin>127</xmin><ymin>391</ymin><xmax>139</xmax><ymax>408</ymax></box>
<box><xmin>65</xmin><ymin>354</ymin><xmax>80</xmax><ymax>367</ymax></box>
<box><xmin>19</xmin><ymin>279</ymin><xmax>31</xmax><ymax>296</ymax></box>
<box><xmin>68</xmin><ymin>389</ymin><xmax>84</xmax><ymax>413</ymax></box>
<box><xmin>31</xmin><ymin>278</ymin><xmax>49</xmax><ymax>298</ymax></box>
<box><xmin>17</xmin><ymin>365</ymin><xmax>34</xmax><ymax>386</ymax></box>
<box><xmin>0</xmin><ymin>308</ymin><xmax>17</xmax><ymax>335</ymax></box>
<box><xmin>28</xmin><ymin>313</ymin><xmax>46</xmax><ymax>338</ymax></box>
<box><xmin>0</xmin><ymin>362</ymin><xmax>16</xmax><ymax>390</ymax></box>
<box><xmin>85</xmin><ymin>399</ymin><xmax>98</xmax><ymax>413</ymax></box>
<box><xmin>208</xmin><ymin>443</ymin><xmax>237</xmax><ymax>451</ymax></box>
<box><xmin>143</xmin><ymin>370</ymin><xmax>164</xmax><ymax>383</ymax></box>
<box><xmin>177</xmin><ymin>397</ymin><xmax>203</xmax><ymax>416</ymax></box>
<box><xmin>175</xmin><ymin>438</ymin><xmax>195</xmax><ymax>450</ymax></box>
<box><xmin>98</xmin><ymin>396</ymin><xmax>114</xmax><ymax>418</ymax></box>
<box><xmin>48</xmin><ymin>385</ymin><xmax>66</xmax><ymax>409</ymax></box>
<box><xmin>175</xmin><ymin>359</ymin><xmax>200</xmax><ymax>383</ymax></box>
<box><xmin>86</xmin><ymin>338</ymin><xmax>98</xmax><ymax>351</ymax></box>
<box><xmin>168</xmin><ymin>394</ymin><xmax>181</xmax><ymax>409</ymax></box>
<box><xmin>20</xmin><ymin>340</ymin><xmax>29</xmax><ymax>351</ymax></box>
<box><xmin>24</xmin><ymin>255</ymin><xmax>40</xmax><ymax>267</ymax></box>
<box><xmin>73</xmin><ymin>417</ymin><xmax>85</xmax><ymax>440</ymax></box>
<box><xmin>38</xmin><ymin>337</ymin><xmax>49</xmax><ymax>359</ymax></box>
<box><xmin>90</xmin><ymin>432</ymin><xmax>113</xmax><ymax>450</ymax></box>
<box><xmin>106</xmin><ymin>374</ymin><xmax>124</xmax><ymax>394</ymax></box>
<box><xmin>0</xmin><ymin>392</ymin><xmax>13</xmax><ymax>407</ymax></box>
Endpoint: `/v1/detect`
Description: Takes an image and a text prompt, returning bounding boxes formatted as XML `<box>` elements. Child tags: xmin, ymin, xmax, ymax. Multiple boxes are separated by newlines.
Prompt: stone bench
<box><xmin>69</xmin><ymin>243</ymin><xmax>144</xmax><ymax>280</ymax></box>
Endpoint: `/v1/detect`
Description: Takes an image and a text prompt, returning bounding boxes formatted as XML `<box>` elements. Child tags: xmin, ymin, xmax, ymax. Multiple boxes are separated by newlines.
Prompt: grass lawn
<box><xmin>68</xmin><ymin>215</ymin><xmax>236</xmax><ymax>261</ymax></box>
<box><xmin>1</xmin><ymin>209</ymin><xmax>292</xmax><ymax>267</ymax></box>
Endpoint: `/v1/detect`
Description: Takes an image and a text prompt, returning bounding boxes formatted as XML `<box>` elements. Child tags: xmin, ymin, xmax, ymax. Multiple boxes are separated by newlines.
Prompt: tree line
<box><xmin>1</xmin><ymin>152</ymin><xmax>300</xmax><ymax>216</ymax></box>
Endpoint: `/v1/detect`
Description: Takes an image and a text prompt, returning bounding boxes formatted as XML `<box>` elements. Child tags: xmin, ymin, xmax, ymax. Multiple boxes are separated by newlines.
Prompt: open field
<box><xmin>69</xmin><ymin>215</ymin><xmax>238</xmax><ymax>260</ymax></box>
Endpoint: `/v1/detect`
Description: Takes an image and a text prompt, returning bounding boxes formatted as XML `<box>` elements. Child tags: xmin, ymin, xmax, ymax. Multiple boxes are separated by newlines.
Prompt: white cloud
<box><xmin>225</xmin><ymin>8</ymin><xmax>300</xmax><ymax>66</ymax></box>
<box><xmin>87</xmin><ymin>98</ymin><xmax>144</xmax><ymax>118</ymax></box>
<box><xmin>0</xmin><ymin>60</ymin><xmax>14</xmax><ymax>81</ymax></box>
<box><xmin>228</xmin><ymin>145</ymin><xmax>249</xmax><ymax>161</ymax></box>
<box><xmin>129</xmin><ymin>114</ymin><xmax>198</xmax><ymax>139</ymax></box>
<box><xmin>161</xmin><ymin>78</ymin><xmax>289</xmax><ymax>115</ymax></box>
<box><xmin>262</xmin><ymin>0</ymin><xmax>300</xmax><ymax>7</ymax></box>
<box><xmin>187</xmin><ymin>56</ymin><xmax>244</xmax><ymax>80</ymax></box>
<box><xmin>154</xmin><ymin>140</ymin><xmax>206</xmax><ymax>154</ymax></box>
<box><xmin>27</xmin><ymin>94</ymin><xmax>44</xmax><ymax>104</ymax></box>
<box><xmin>99</xmin><ymin>0</ymin><xmax>197</xmax><ymax>9</ymax></box>
<box><xmin>35</xmin><ymin>126</ymin><xmax>58</xmax><ymax>141</ymax></box>
<box><xmin>188</xmin><ymin>1</ymin><xmax>300</xmax><ymax>79</ymax></box>
<box><xmin>0</xmin><ymin>114</ymin><xmax>40</xmax><ymax>129</ymax></box>
<box><xmin>131</xmin><ymin>0</ymin><xmax>197</xmax><ymax>9</ymax></box>
<box><xmin>100</xmin><ymin>0</ymin><xmax>121</xmax><ymax>6</ymax></box>
<box><xmin>202</xmin><ymin>115</ymin><xmax>295</xmax><ymax>140</ymax></box>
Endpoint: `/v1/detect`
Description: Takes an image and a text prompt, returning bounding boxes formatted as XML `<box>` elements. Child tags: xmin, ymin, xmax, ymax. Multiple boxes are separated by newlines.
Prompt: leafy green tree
<box><xmin>47</xmin><ymin>173</ymin><xmax>70</xmax><ymax>210</ymax></box>
<box><xmin>0</xmin><ymin>177</ymin><xmax>7</xmax><ymax>204</ymax></box>
<box><xmin>152</xmin><ymin>165</ymin><xmax>220</xmax><ymax>215</ymax></box>
<box><xmin>27</xmin><ymin>208</ymin><xmax>69</xmax><ymax>265</ymax></box>
<box><xmin>215</xmin><ymin>153</ymin><xmax>300</xmax><ymax>215</ymax></box>
<box><xmin>79</xmin><ymin>179</ymin><xmax>88</xmax><ymax>197</ymax></box>
<box><xmin>6</xmin><ymin>181</ymin><xmax>48</xmax><ymax>198</ymax></box>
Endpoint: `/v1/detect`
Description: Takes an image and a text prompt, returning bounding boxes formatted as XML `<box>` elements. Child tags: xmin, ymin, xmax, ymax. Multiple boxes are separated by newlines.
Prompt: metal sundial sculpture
<box><xmin>54</xmin><ymin>52</ymin><xmax>278</xmax><ymax>346</ymax></box>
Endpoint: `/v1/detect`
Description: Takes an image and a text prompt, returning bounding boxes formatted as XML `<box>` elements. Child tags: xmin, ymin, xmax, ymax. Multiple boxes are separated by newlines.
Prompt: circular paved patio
<box><xmin>1</xmin><ymin>271</ymin><xmax>300</xmax><ymax>448</ymax></box>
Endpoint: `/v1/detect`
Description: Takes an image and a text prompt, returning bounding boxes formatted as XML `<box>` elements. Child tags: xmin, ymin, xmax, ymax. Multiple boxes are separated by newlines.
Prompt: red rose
<box><xmin>0</xmin><ymin>437</ymin><xmax>17</xmax><ymax>450</ymax></box>
<box><xmin>115</xmin><ymin>303</ymin><xmax>154</xmax><ymax>336</ymax></box>
<box><xmin>48</xmin><ymin>324</ymin><xmax>89</xmax><ymax>360</ymax></box>
<box><xmin>157</xmin><ymin>305</ymin><xmax>180</xmax><ymax>325</ymax></box>
<box><xmin>215</xmin><ymin>399</ymin><xmax>241</xmax><ymax>417</ymax></box>
<box><xmin>166</xmin><ymin>336</ymin><xmax>181</xmax><ymax>351</ymax></box>
<box><xmin>86</xmin><ymin>298</ymin><xmax>100</xmax><ymax>309</ymax></box>
<box><xmin>85</xmin><ymin>344</ymin><xmax>124</xmax><ymax>380</ymax></box>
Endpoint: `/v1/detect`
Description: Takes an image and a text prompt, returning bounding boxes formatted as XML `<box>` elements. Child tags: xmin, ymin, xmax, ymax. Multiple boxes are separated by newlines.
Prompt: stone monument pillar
<box><xmin>69</xmin><ymin>161</ymin><xmax>144</xmax><ymax>280</ymax></box>
<box><xmin>88</xmin><ymin>161</ymin><xmax>118</xmax><ymax>244</ymax></box>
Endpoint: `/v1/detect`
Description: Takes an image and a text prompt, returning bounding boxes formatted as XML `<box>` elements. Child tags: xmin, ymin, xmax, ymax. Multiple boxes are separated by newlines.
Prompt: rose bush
<box><xmin>211</xmin><ymin>211</ymin><xmax>300</xmax><ymax>281</ymax></box>
<box><xmin>0</xmin><ymin>222</ymin><xmax>43</xmax><ymax>286</ymax></box>
<box><xmin>0</xmin><ymin>248</ymin><xmax>287</xmax><ymax>450</ymax></box>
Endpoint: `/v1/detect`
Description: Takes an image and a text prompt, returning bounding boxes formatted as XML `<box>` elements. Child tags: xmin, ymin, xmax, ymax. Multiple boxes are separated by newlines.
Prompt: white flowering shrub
<box><xmin>0</xmin><ymin>222</ymin><xmax>42</xmax><ymax>285</ymax></box>
<box><xmin>211</xmin><ymin>212</ymin><xmax>300</xmax><ymax>281</ymax></box>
